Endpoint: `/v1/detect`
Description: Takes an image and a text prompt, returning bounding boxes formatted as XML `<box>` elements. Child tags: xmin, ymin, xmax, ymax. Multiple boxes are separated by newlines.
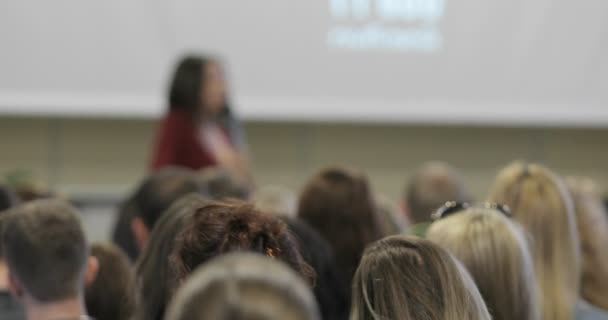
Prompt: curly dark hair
<box><xmin>169</xmin><ymin>200</ymin><xmax>314</xmax><ymax>290</ymax></box>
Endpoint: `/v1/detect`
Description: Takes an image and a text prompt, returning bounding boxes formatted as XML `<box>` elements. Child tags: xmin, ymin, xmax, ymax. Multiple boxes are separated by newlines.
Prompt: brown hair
<box><xmin>170</xmin><ymin>200</ymin><xmax>313</xmax><ymax>288</ymax></box>
<box><xmin>488</xmin><ymin>162</ymin><xmax>580</xmax><ymax>320</ymax></box>
<box><xmin>135</xmin><ymin>193</ymin><xmax>207</xmax><ymax>320</ymax></box>
<box><xmin>427</xmin><ymin>208</ymin><xmax>541</xmax><ymax>320</ymax></box>
<box><xmin>85</xmin><ymin>242</ymin><xmax>135</xmax><ymax>320</ymax></box>
<box><xmin>2</xmin><ymin>199</ymin><xmax>88</xmax><ymax>302</ymax></box>
<box><xmin>566</xmin><ymin>177</ymin><xmax>608</xmax><ymax>310</ymax></box>
<box><xmin>165</xmin><ymin>253</ymin><xmax>320</xmax><ymax>320</ymax></box>
<box><xmin>351</xmin><ymin>235</ymin><xmax>491</xmax><ymax>320</ymax></box>
<box><xmin>298</xmin><ymin>167</ymin><xmax>384</xmax><ymax>295</ymax></box>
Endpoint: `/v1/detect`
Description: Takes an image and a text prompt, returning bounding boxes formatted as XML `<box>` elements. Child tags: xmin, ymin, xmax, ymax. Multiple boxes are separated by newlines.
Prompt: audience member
<box><xmin>375</xmin><ymin>193</ymin><xmax>405</xmax><ymax>235</ymax></box>
<box><xmin>0</xmin><ymin>194</ymin><xmax>24</xmax><ymax>320</ymax></box>
<box><xmin>286</xmin><ymin>218</ymin><xmax>349</xmax><ymax>320</ymax></box>
<box><xmin>403</xmin><ymin>161</ymin><xmax>472</xmax><ymax>237</ymax></box>
<box><xmin>135</xmin><ymin>193</ymin><xmax>207</xmax><ymax>320</ymax></box>
<box><xmin>150</xmin><ymin>54</ymin><xmax>251</xmax><ymax>185</ymax></box>
<box><xmin>112</xmin><ymin>167</ymin><xmax>204</xmax><ymax>260</ymax></box>
<box><xmin>85</xmin><ymin>242</ymin><xmax>135</xmax><ymax>320</ymax></box>
<box><xmin>1</xmin><ymin>199</ymin><xmax>97</xmax><ymax>320</ymax></box>
<box><xmin>298</xmin><ymin>167</ymin><xmax>384</xmax><ymax>306</ymax></box>
<box><xmin>488</xmin><ymin>162</ymin><xmax>606</xmax><ymax>320</ymax></box>
<box><xmin>427</xmin><ymin>205</ymin><xmax>540</xmax><ymax>320</ymax></box>
<box><xmin>350</xmin><ymin>235</ymin><xmax>491</xmax><ymax>320</ymax></box>
<box><xmin>164</xmin><ymin>253</ymin><xmax>320</xmax><ymax>320</ymax></box>
<box><xmin>567</xmin><ymin>177</ymin><xmax>608</xmax><ymax>312</ymax></box>
<box><xmin>198</xmin><ymin>167</ymin><xmax>251</xmax><ymax>200</ymax></box>
<box><xmin>170</xmin><ymin>200</ymin><xmax>313</xmax><ymax>288</ymax></box>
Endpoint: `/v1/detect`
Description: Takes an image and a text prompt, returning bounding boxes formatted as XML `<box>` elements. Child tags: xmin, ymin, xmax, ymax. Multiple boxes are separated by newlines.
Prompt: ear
<box><xmin>85</xmin><ymin>256</ymin><xmax>100</xmax><ymax>287</ymax></box>
<box><xmin>131</xmin><ymin>216</ymin><xmax>150</xmax><ymax>251</ymax></box>
<box><xmin>8</xmin><ymin>272</ymin><xmax>24</xmax><ymax>300</ymax></box>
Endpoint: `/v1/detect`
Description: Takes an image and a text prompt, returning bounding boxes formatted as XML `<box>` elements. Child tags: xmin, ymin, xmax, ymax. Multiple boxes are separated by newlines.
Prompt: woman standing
<box><xmin>150</xmin><ymin>55</ymin><xmax>250</xmax><ymax>184</ymax></box>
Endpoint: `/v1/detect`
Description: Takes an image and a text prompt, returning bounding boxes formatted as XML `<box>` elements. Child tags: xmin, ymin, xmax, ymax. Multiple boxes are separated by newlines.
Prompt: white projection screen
<box><xmin>0</xmin><ymin>0</ymin><xmax>607</xmax><ymax>126</ymax></box>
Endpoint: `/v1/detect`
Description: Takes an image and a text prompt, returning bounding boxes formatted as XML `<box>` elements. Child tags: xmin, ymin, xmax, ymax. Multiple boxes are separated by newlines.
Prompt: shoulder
<box><xmin>161</xmin><ymin>109</ymin><xmax>196</xmax><ymax>130</ymax></box>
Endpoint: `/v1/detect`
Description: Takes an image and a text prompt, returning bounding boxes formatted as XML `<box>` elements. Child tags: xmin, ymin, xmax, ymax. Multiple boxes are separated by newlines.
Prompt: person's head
<box><xmin>131</xmin><ymin>167</ymin><xmax>204</xmax><ymax>250</ymax></box>
<box><xmin>488</xmin><ymin>162</ymin><xmax>579</xmax><ymax>320</ymax></box>
<box><xmin>427</xmin><ymin>207</ymin><xmax>540</xmax><ymax>320</ymax></box>
<box><xmin>0</xmin><ymin>184</ymin><xmax>19</xmax><ymax>212</ymax></box>
<box><xmin>170</xmin><ymin>200</ymin><xmax>312</xmax><ymax>289</ymax></box>
<box><xmin>566</xmin><ymin>177</ymin><xmax>608</xmax><ymax>310</ymax></box>
<box><xmin>198</xmin><ymin>167</ymin><xmax>251</xmax><ymax>200</ymax></box>
<box><xmin>2</xmin><ymin>199</ymin><xmax>96</xmax><ymax>304</ymax></box>
<box><xmin>298</xmin><ymin>167</ymin><xmax>384</xmax><ymax>291</ymax></box>
<box><xmin>85</xmin><ymin>242</ymin><xmax>135</xmax><ymax>320</ymax></box>
<box><xmin>165</xmin><ymin>253</ymin><xmax>320</xmax><ymax>320</ymax></box>
<box><xmin>404</xmin><ymin>161</ymin><xmax>472</xmax><ymax>225</ymax></box>
<box><xmin>285</xmin><ymin>218</ymin><xmax>349</xmax><ymax>320</ymax></box>
<box><xmin>135</xmin><ymin>193</ymin><xmax>208</xmax><ymax>320</ymax></box>
<box><xmin>351</xmin><ymin>235</ymin><xmax>491</xmax><ymax>320</ymax></box>
<box><xmin>169</xmin><ymin>54</ymin><xmax>228</xmax><ymax>118</ymax></box>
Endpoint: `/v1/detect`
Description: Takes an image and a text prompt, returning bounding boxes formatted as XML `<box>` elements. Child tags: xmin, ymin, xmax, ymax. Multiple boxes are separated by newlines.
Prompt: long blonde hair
<box><xmin>427</xmin><ymin>208</ymin><xmax>541</xmax><ymax>320</ymax></box>
<box><xmin>567</xmin><ymin>177</ymin><xmax>608</xmax><ymax>311</ymax></box>
<box><xmin>488</xmin><ymin>162</ymin><xmax>580</xmax><ymax>320</ymax></box>
<box><xmin>350</xmin><ymin>235</ymin><xmax>491</xmax><ymax>320</ymax></box>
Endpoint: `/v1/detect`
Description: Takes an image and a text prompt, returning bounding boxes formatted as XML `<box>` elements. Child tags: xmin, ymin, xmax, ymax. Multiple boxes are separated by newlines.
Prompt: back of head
<box><xmin>488</xmin><ymin>162</ymin><xmax>580</xmax><ymax>320</ymax></box>
<box><xmin>351</xmin><ymin>235</ymin><xmax>491</xmax><ymax>320</ymax></box>
<box><xmin>85</xmin><ymin>242</ymin><xmax>135</xmax><ymax>320</ymax></box>
<box><xmin>427</xmin><ymin>208</ymin><xmax>540</xmax><ymax>320</ymax></box>
<box><xmin>286</xmin><ymin>218</ymin><xmax>349</xmax><ymax>320</ymax></box>
<box><xmin>2</xmin><ymin>199</ymin><xmax>88</xmax><ymax>302</ymax></box>
<box><xmin>165</xmin><ymin>253</ymin><xmax>320</xmax><ymax>320</ymax></box>
<box><xmin>566</xmin><ymin>177</ymin><xmax>608</xmax><ymax>310</ymax></box>
<box><xmin>298</xmin><ymin>167</ymin><xmax>383</xmax><ymax>291</ymax></box>
<box><xmin>135</xmin><ymin>193</ymin><xmax>208</xmax><ymax>320</ymax></box>
<box><xmin>198</xmin><ymin>167</ymin><xmax>251</xmax><ymax>200</ymax></box>
<box><xmin>134</xmin><ymin>167</ymin><xmax>203</xmax><ymax>229</ymax></box>
<box><xmin>253</xmin><ymin>185</ymin><xmax>297</xmax><ymax>218</ymax></box>
<box><xmin>405</xmin><ymin>162</ymin><xmax>472</xmax><ymax>224</ymax></box>
<box><xmin>170</xmin><ymin>200</ymin><xmax>312</xmax><ymax>288</ymax></box>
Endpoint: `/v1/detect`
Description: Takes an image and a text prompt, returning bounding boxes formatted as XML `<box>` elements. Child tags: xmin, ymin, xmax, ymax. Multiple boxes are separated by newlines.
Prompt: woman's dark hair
<box><xmin>297</xmin><ymin>167</ymin><xmax>384</xmax><ymax>306</ymax></box>
<box><xmin>170</xmin><ymin>200</ymin><xmax>313</xmax><ymax>288</ymax></box>
<box><xmin>85</xmin><ymin>242</ymin><xmax>136</xmax><ymax>320</ymax></box>
<box><xmin>134</xmin><ymin>194</ymin><xmax>208</xmax><ymax>320</ymax></box>
<box><xmin>286</xmin><ymin>218</ymin><xmax>350</xmax><ymax>320</ymax></box>
<box><xmin>169</xmin><ymin>55</ymin><xmax>230</xmax><ymax>115</ymax></box>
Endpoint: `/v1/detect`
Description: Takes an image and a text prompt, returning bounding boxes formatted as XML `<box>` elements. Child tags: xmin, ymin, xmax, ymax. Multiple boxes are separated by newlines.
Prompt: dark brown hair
<box><xmin>2</xmin><ymin>199</ymin><xmax>88</xmax><ymax>302</ymax></box>
<box><xmin>135</xmin><ymin>193</ymin><xmax>207</xmax><ymax>320</ymax></box>
<box><xmin>170</xmin><ymin>200</ymin><xmax>313</xmax><ymax>288</ymax></box>
<box><xmin>85</xmin><ymin>242</ymin><xmax>135</xmax><ymax>320</ymax></box>
<box><xmin>298</xmin><ymin>167</ymin><xmax>384</xmax><ymax>298</ymax></box>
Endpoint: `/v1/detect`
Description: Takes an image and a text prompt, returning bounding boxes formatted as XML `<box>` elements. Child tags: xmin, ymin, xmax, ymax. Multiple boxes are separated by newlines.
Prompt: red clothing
<box><xmin>150</xmin><ymin>110</ymin><xmax>230</xmax><ymax>171</ymax></box>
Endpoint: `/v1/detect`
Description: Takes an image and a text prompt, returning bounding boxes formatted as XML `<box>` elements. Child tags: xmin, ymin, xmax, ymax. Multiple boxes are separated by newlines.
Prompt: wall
<box><xmin>1</xmin><ymin>116</ymin><xmax>607</xmax><ymax>205</ymax></box>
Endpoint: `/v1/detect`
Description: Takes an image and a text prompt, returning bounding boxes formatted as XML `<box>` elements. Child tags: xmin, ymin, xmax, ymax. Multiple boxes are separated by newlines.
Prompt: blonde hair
<box><xmin>488</xmin><ymin>162</ymin><xmax>580</xmax><ymax>320</ymax></box>
<box><xmin>164</xmin><ymin>253</ymin><xmax>320</xmax><ymax>320</ymax></box>
<box><xmin>566</xmin><ymin>177</ymin><xmax>608</xmax><ymax>310</ymax></box>
<box><xmin>427</xmin><ymin>208</ymin><xmax>541</xmax><ymax>320</ymax></box>
<box><xmin>350</xmin><ymin>235</ymin><xmax>491</xmax><ymax>320</ymax></box>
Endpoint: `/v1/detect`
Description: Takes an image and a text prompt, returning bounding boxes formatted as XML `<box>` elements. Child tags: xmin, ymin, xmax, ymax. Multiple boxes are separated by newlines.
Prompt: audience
<box><xmin>169</xmin><ymin>200</ymin><xmax>313</xmax><ymax>287</ymax></box>
<box><xmin>403</xmin><ymin>161</ymin><xmax>472</xmax><ymax>237</ymax></box>
<box><xmin>1</xmin><ymin>199</ymin><xmax>97</xmax><ymax>320</ymax></box>
<box><xmin>285</xmin><ymin>218</ymin><xmax>349</xmax><ymax>320</ymax></box>
<box><xmin>112</xmin><ymin>167</ymin><xmax>204</xmax><ymax>260</ymax></box>
<box><xmin>164</xmin><ymin>253</ymin><xmax>320</xmax><ymax>320</ymax></box>
<box><xmin>350</xmin><ymin>235</ymin><xmax>492</xmax><ymax>320</ymax></box>
<box><xmin>135</xmin><ymin>193</ymin><xmax>207</xmax><ymax>320</ymax></box>
<box><xmin>567</xmin><ymin>177</ymin><xmax>608</xmax><ymax>312</ymax></box>
<box><xmin>253</xmin><ymin>185</ymin><xmax>298</xmax><ymax>217</ymax></box>
<box><xmin>298</xmin><ymin>166</ymin><xmax>384</xmax><ymax>307</ymax></box>
<box><xmin>85</xmin><ymin>242</ymin><xmax>135</xmax><ymax>320</ymax></box>
<box><xmin>427</xmin><ymin>205</ymin><xmax>541</xmax><ymax>320</ymax></box>
<box><xmin>488</xmin><ymin>162</ymin><xmax>607</xmax><ymax>320</ymax></box>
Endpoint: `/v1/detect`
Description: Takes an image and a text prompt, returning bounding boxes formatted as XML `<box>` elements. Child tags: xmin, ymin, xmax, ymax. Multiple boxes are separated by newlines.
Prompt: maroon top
<box><xmin>150</xmin><ymin>110</ymin><xmax>231</xmax><ymax>171</ymax></box>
